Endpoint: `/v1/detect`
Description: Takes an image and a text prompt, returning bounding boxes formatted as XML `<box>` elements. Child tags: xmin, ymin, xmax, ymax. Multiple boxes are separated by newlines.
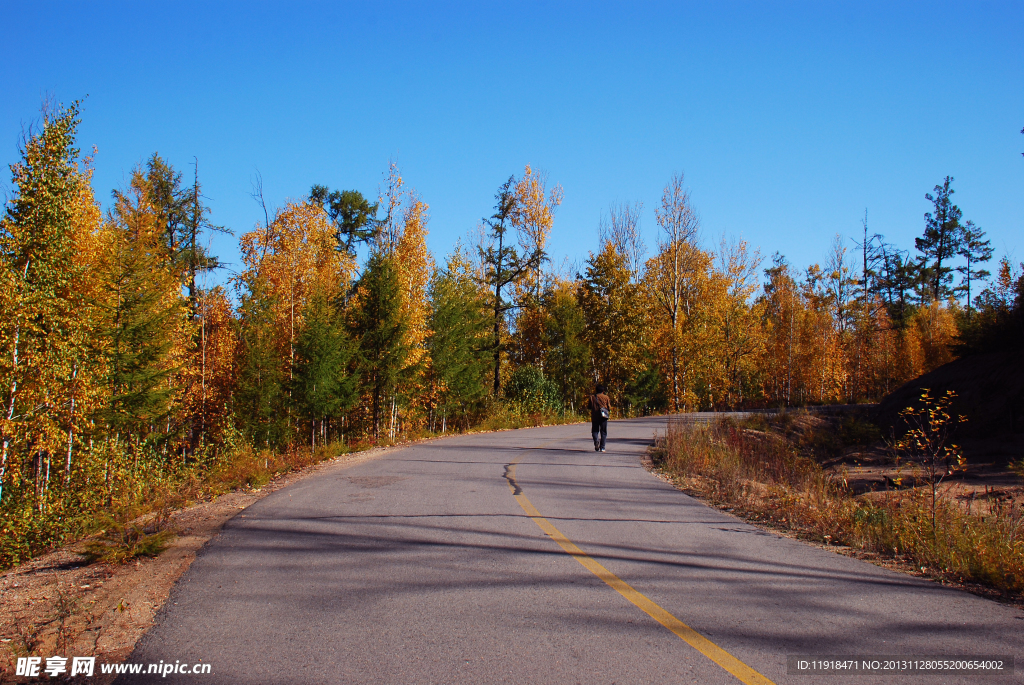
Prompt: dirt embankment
<box><xmin>875</xmin><ymin>349</ymin><xmax>1024</xmax><ymax>467</ymax></box>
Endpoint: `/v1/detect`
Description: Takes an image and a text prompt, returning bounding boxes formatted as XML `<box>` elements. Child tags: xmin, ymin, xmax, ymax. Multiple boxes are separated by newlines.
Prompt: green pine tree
<box><xmin>309</xmin><ymin>185</ymin><xmax>378</xmax><ymax>257</ymax></box>
<box><xmin>427</xmin><ymin>255</ymin><xmax>490</xmax><ymax>430</ymax></box>
<box><xmin>142</xmin><ymin>154</ymin><xmax>227</xmax><ymax>320</ymax></box>
<box><xmin>955</xmin><ymin>220</ymin><xmax>993</xmax><ymax>317</ymax></box>
<box><xmin>540</xmin><ymin>284</ymin><xmax>590</xmax><ymax>413</ymax></box>
<box><xmin>294</xmin><ymin>290</ymin><xmax>358</xmax><ymax>447</ymax></box>
<box><xmin>350</xmin><ymin>253</ymin><xmax>408</xmax><ymax>440</ymax></box>
<box><xmin>234</xmin><ymin>283</ymin><xmax>287</xmax><ymax>448</ymax></box>
<box><xmin>142</xmin><ymin>153</ymin><xmax>188</xmax><ymax>261</ymax></box>
<box><xmin>95</xmin><ymin>189</ymin><xmax>180</xmax><ymax>443</ymax></box>
<box><xmin>478</xmin><ymin>177</ymin><xmax>544</xmax><ymax>395</ymax></box>
<box><xmin>918</xmin><ymin>176</ymin><xmax>963</xmax><ymax>302</ymax></box>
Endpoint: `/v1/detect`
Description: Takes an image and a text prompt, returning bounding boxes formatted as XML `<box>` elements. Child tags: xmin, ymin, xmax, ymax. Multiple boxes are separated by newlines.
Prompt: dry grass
<box><xmin>82</xmin><ymin>524</ymin><xmax>175</xmax><ymax>565</ymax></box>
<box><xmin>650</xmin><ymin>418</ymin><xmax>1024</xmax><ymax>594</ymax></box>
<box><xmin>474</xmin><ymin>406</ymin><xmax>585</xmax><ymax>432</ymax></box>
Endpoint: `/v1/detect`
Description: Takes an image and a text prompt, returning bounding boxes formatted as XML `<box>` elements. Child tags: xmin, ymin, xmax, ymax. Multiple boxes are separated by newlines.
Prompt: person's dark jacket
<box><xmin>590</xmin><ymin>393</ymin><xmax>610</xmax><ymax>421</ymax></box>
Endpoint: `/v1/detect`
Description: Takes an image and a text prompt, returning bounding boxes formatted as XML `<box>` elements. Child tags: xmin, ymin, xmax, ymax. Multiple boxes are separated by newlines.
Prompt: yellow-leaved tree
<box><xmin>507</xmin><ymin>166</ymin><xmax>563</xmax><ymax>379</ymax></box>
<box><xmin>178</xmin><ymin>287</ymin><xmax>238</xmax><ymax>451</ymax></box>
<box><xmin>578</xmin><ymin>240</ymin><xmax>649</xmax><ymax>396</ymax></box>
<box><xmin>512</xmin><ymin>165</ymin><xmax>563</xmax><ymax>300</ymax></box>
<box><xmin>709</xmin><ymin>237</ymin><xmax>764</xmax><ymax>409</ymax></box>
<box><xmin>643</xmin><ymin>173</ymin><xmax>702</xmax><ymax>410</ymax></box>
<box><xmin>0</xmin><ymin>101</ymin><xmax>105</xmax><ymax>528</ymax></box>
<box><xmin>391</xmin><ymin>195</ymin><xmax>435</xmax><ymax>432</ymax></box>
<box><xmin>235</xmin><ymin>200</ymin><xmax>355</xmax><ymax>444</ymax></box>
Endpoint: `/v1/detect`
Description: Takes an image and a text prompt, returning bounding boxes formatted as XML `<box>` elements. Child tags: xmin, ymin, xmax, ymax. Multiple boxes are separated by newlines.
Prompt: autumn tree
<box><xmin>508</xmin><ymin>302</ymin><xmax>548</xmax><ymax>370</ymax></box>
<box><xmin>912</xmin><ymin>301</ymin><xmax>959</xmax><ymax>373</ymax></box>
<box><xmin>511</xmin><ymin>165</ymin><xmax>563</xmax><ymax>300</ymax></box>
<box><xmin>234</xmin><ymin>199</ymin><xmax>355</xmax><ymax>445</ymax></box>
<box><xmin>375</xmin><ymin>161</ymin><xmax>405</xmax><ymax>254</ymax></box>
<box><xmin>819</xmin><ymin>236</ymin><xmax>859</xmax><ymax>400</ymax></box>
<box><xmin>393</xmin><ymin>198</ymin><xmax>434</xmax><ymax>381</ymax></box>
<box><xmin>179</xmin><ymin>287</ymin><xmax>237</xmax><ymax>450</ymax></box>
<box><xmin>760</xmin><ymin>254</ymin><xmax>800</xmax><ymax>405</ymax></box>
<box><xmin>760</xmin><ymin>233</ymin><xmax>933</xmax><ymax>407</ymax></box>
<box><xmin>823</xmin><ymin>235</ymin><xmax>857</xmax><ymax>336</ymax></box>
<box><xmin>0</xmin><ymin>101</ymin><xmax>100</xmax><ymax>504</ymax></box>
<box><xmin>350</xmin><ymin>163</ymin><xmax>436</xmax><ymax>435</ymax></box>
<box><xmin>849</xmin><ymin>214</ymin><xmax>902</xmax><ymax>400</ymax></box>
<box><xmin>799</xmin><ymin>262</ymin><xmax>849</xmax><ymax>402</ymax></box>
<box><xmin>503</xmin><ymin>167</ymin><xmax>563</xmax><ymax>380</ymax></box>
<box><xmin>177</xmin><ymin>165</ymin><xmax>231</xmax><ymax>452</ymax></box>
<box><xmin>645</xmin><ymin>173</ymin><xmax>700</xmax><ymax>410</ymax></box>
<box><xmin>644</xmin><ymin>240</ymin><xmax>716</xmax><ymax>410</ymax></box>
<box><xmin>578</xmin><ymin>240</ymin><xmax>647</xmax><ymax>395</ymax></box>
<box><xmin>713</xmin><ymin>237</ymin><xmax>764</xmax><ymax>408</ymax></box>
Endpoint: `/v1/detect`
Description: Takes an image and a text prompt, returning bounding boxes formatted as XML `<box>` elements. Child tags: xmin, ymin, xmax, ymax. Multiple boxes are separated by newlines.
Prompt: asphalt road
<box><xmin>121</xmin><ymin>416</ymin><xmax>1023</xmax><ymax>684</ymax></box>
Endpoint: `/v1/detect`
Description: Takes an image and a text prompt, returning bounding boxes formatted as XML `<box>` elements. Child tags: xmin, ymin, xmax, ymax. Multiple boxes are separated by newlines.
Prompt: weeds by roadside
<box><xmin>649</xmin><ymin>402</ymin><xmax>1024</xmax><ymax>595</ymax></box>
<box><xmin>82</xmin><ymin>523</ymin><xmax>175</xmax><ymax>565</ymax></box>
<box><xmin>473</xmin><ymin>402</ymin><xmax>585</xmax><ymax>432</ymax></box>
<box><xmin>1</xmin><ymin>405</ymin><xmax>585</xmax><ymax>572</ymax></box>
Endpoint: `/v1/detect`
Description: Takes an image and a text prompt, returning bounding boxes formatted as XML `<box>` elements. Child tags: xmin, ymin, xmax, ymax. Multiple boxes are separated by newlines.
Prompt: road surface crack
<box><xmin>503</xmin><ymin>464</ymin><xmax>522</xmax><ymax>495</ymax></box>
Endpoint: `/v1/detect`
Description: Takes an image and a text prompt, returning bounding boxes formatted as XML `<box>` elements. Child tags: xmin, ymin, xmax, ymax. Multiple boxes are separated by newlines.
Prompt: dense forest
<box><xmin>1</xmin><ymin>102</ymin><xmax>1021</xmax><ymax>564</ymax></box>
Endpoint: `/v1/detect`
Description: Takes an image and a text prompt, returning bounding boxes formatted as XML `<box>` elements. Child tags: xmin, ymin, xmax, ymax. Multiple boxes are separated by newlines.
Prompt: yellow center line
<box><xmin>506</xmin><ymin>445</ymin><xmax>775</xmax><ymax>685</ymax></box>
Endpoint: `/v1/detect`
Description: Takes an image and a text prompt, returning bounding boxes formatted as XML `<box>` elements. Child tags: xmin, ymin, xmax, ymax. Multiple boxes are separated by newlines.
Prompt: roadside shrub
<box><xmin>504</xmin><ymin>365</ymin><xmax>562</xmax><ymax>414</ymax></box>
<box><xmin>82</xmin><ymin>518</ymin><xmax>174</xmax><ymax>564</ymax></box>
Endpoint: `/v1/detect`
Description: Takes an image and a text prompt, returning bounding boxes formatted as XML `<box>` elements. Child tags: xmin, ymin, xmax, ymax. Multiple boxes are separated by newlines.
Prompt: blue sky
<box><xmin>2</xmin><ymin>2</ymin><xmax>1021</xmax><ymax>287</ymax></box>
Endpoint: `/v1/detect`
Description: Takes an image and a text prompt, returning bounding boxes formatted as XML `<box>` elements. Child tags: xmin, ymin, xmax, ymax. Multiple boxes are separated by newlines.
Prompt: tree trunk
<box><xmin>0</xmin><ymin>262</ymin><xmax>29</xmax><ymax>505</ymax></box>
<box><xmin>65</xmin><ymin>364</ymin><xmax>78</xmax><ymax>482</ymax></box>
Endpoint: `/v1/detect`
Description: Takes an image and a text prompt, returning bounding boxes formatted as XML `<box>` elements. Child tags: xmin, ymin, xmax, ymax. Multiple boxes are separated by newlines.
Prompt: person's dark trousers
<box><xmin>591</xmin><ymin>418</ymin><xmax>608</xmax><ymax>451</ymax></box>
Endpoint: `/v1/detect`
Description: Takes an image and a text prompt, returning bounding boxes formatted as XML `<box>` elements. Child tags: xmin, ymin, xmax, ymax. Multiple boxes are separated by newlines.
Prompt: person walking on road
<box><xmin>590</xmin><ymin>384</ymin><xmax>611</xmax><ymax>452</ymax></box>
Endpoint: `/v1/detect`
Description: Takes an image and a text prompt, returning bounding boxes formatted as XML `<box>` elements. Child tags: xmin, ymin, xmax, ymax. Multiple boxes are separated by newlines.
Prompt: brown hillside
<box><xmin>875</xmin><ymin>349</ymin><xmax>1024</xmax><ymax>464</ymax></box>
